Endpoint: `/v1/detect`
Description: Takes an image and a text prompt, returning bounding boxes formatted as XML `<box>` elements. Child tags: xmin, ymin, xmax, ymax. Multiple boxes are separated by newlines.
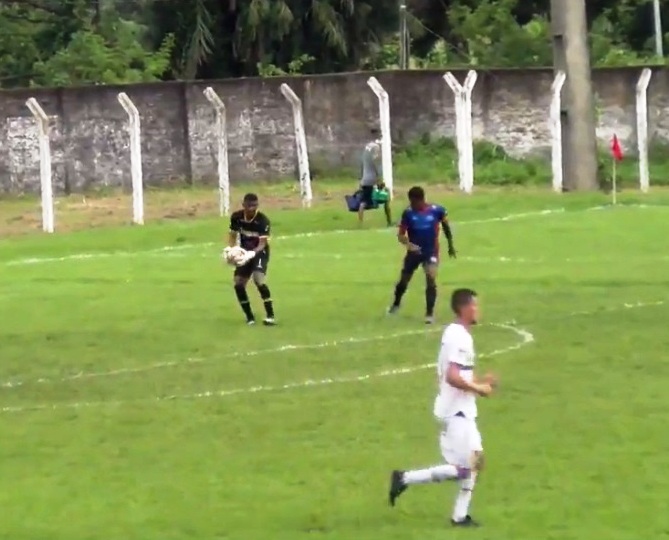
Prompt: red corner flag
<box><xmin>611</xmin><ymin>134</ymin><xmax>624</xmax><ymax>161</ymax></box>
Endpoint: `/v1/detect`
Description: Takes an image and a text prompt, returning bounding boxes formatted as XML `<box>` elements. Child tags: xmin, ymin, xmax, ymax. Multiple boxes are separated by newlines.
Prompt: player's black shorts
<box><xmin>402</xmin><ymin>251</ymin><xmax>438</xmax><ymax>275</ymax></box>
<box><xmin>360</xmin><ymin>185</ymin><xmax>374</xmax><ymax>206</ymax></box>
<box><xmin>234</xmin><ymin>251</ymin><xmax>270</xmax><ymax>278</ymax></box>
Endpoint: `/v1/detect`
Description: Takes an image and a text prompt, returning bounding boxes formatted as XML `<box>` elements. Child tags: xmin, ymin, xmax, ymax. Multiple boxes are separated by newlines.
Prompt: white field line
<box><xmin>568</xmin><ymin>300</ymin><xmax>665</xmax><ymax>317</ymax></box>
<box><xmin>0</xmin><ymin>327</ymin><xmax>440</xmax><ymax>389</ymax></box>
<box><xmin>281</xmin><ymin>253</ymin><xmax>669</xmax><ymax>264</ymax></box>
<box><xmin>0</xmin><ymin>323</ymin><xmax>534</xmax><ymax>414</ymax></box>
<box><xmin>3</xmin><ymin>208</ymin><xmax>566</xmax><ymax>266</ymax></box>
<box><xmin>0</xmin><ymin>299</ymin><xmax>665</xmax><ymax>414</ymax></box>
<box><xmin>6</xmin><ymin>202</ymin><xmax>667</xmax><ymax>267</ymax></box>
<box><xmin>0</xmin><ymin>298</ymin><xmax>663</xmax><ymax>391</ymax></box>
<box><xmin>96</xmin><ymin>251</ymin><xmax>669</xmax><ymax>264</ymax></box>
<box><xmin>35</xmin><ymin>250</ymin><xmax>667</xmax><ymax>265</ymax></box>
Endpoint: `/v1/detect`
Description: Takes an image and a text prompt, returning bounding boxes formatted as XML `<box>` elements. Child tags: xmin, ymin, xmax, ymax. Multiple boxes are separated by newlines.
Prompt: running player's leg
<box><xmin>388</xmin><ymin>253</ymin><xmax>421</xmax><ymax>314</ymax></box>
<box><xmin>251</xmin><ymin>253</ymin><xmax>275</xmax><ymax>326</ymax></box>
<box><xmin>451</xmin><ymin>418</ymin><xmax>483</xmax><ymax>527</ymax></box>
<box><xmin>233</xmin><ymin>264</ymin><xmax>255</xmax><ymax>324</ymax></box>
<box><xmin>388</xmin><ymin>417</ymin><xmax>471</xmax><ymax>506</ymax></box>
<box><xmin>424</xmin><ymin>259</ymin><xmax>438</xmax><ymax>323</ymax></box>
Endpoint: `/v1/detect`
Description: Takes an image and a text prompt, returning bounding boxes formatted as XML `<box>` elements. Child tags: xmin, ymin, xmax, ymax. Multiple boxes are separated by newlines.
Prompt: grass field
<box><xmin>1</xmin><ymin>188</ymin><xmax>669</xmax><ymax>540</ymax></box>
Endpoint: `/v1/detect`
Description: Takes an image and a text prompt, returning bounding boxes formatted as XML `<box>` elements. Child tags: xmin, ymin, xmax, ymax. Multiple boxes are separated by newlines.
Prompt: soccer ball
<box><xmin>223</xmin><ymin>246</ymin><xmax>247</xmax><ymax>266</ymax></box>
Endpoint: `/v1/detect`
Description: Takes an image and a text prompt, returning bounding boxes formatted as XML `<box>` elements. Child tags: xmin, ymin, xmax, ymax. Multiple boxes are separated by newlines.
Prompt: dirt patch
<box><xmin>0</xmin><ymin>183</ymin><xmax>468</xmax><ymax>237</ymax></box>
<box><xmin>0</xmin><ymin>185</ymin><xmax>349</xmax><ymax>237</ymax></box>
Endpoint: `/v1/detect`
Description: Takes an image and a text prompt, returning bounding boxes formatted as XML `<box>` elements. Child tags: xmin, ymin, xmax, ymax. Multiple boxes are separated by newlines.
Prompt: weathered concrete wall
<box><xmin>0</xmin><ymin>67</ymin><xmax>666</xmax><ymax>194</ymax></box>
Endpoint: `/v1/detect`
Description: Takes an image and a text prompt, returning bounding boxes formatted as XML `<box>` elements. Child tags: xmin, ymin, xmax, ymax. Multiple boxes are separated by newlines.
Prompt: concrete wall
<box><xmin>0</xmin><ymin>67</ymin><xmax>666</xmax><ymax>194</ymax></box>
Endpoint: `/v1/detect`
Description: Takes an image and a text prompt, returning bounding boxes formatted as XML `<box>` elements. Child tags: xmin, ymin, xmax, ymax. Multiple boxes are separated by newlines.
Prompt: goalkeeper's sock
<box><xmin>256</xmin><ymin>284</ymin><xmax>275</xmax><ymax>319</ymax></box>
<box><xmin>234</xmin><ymin>285</ymin><xmax>255</xmax><ymax>322</ymax></box>
<box><xmin>426</xmin><ymin>283</ymin><xmax>437</xmax><ymax>316</ymax></box>
<box><xmin>393</xmin><ymin>281</ymin><xmax>408</xmax><ymax>307</ymax></box>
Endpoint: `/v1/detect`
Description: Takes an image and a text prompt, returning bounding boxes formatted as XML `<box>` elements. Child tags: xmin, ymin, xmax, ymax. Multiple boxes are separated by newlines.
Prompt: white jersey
<box><xmin>433</xmin><ymin>323</ymin><xmax>477</xmax><ymax>421</ymax></box>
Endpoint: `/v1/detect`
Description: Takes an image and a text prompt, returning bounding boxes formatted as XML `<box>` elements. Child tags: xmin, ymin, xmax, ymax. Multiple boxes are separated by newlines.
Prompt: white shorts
<box><xmin>439</xmin><ymin>415</ymin><xmax>483</xmax><ymax>468</ymax></box>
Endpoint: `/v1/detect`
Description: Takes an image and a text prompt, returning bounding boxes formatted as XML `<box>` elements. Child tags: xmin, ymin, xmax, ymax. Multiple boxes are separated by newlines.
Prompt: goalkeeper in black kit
<box><xmin>227</xmin><ymin>193</ymin><xmax>276</xmax><ymax>326</ymax></box>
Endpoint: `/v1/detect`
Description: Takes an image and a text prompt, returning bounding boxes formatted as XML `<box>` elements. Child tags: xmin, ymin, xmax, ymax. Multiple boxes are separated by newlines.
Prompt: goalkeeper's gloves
<box><xmin>236</xmin><ymin>250</ymin><xmax>257</xmax><ymax>266</ymax></box>
<box><xmin>448</xmin><ymin>245</ymin><xmax>457</xmax><ymax>259</ymax></box>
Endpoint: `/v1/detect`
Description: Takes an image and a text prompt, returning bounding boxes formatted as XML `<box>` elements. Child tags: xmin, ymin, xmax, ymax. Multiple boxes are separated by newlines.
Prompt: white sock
<box><xmin>402</xmin><ymin>464</ymin><xmax>460</xmax><ymax>485</ymax></box>
<box><xmin>452</xmin><ymin>473</ymin><xmax>477</xmax><ymax>521</ymax></box>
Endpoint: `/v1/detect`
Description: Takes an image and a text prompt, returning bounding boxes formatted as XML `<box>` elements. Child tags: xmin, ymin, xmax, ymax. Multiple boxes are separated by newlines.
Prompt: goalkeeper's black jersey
<box><xmin>229</xmin><ymin>210</ymin><xmax>271</xmax><ymax>254</ymax></box>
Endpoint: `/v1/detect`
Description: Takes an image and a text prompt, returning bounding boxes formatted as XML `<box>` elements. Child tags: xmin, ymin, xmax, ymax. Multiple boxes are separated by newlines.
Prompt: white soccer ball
<box><xmin>223</xmin><ymin>246</ymin><xmax>247</xmax><ymax>266</ymax></box>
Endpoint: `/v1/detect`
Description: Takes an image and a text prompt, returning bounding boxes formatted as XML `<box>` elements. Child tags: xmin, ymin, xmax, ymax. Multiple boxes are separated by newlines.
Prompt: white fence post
<box><xmin>203</xmin><ymin>87</ymin><xmax>230</xmax><ymax>216</ymax></box>
<box><xmin>25</xmin><ymin>98</ymin><xmax>54</xmax><ymax>233</ymax></box>
<box><xmin>280</xmin><ymin>83</ymin><xmax>312</xmax><ymax>208</ymax></box>
<box><xmin>550</xmin><ymin>71</ymin><xmax>567</xmax><ymax>193</ymax></box>
<box><xmin>367</xmin><ymin>77</ymin><xmax>394</xmax><ymax>199</ymax></box>
<box><xmin>636</xmin><ymin>68</ymin><xmax>652</xmax><ymax>193</ymax></box>
<box><xmin>444</xmin><ymin>70</ymin><xmax>477</xmax><ymax>193</ymax></box>
<box><xmin>444</xmin><ymin>73</ymin><xmax>467</xmax><ymax>192</ymax></box>
<box><xmin>117</xmin><ymin>92</ymin><xmax>144</xmax><ymax>225</ymax></box>
<box><xmin>462</xmin><ymin>71</ymin><xmax>477</xmax><ymax>193</ymax></box>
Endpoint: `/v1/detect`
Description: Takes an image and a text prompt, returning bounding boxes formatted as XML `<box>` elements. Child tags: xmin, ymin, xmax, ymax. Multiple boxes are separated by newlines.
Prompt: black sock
<box><xmin>393</xmin><ymin>281</ymin><xmax>408</xmax><ymax>307</ymax></box>
<box><xmin>426</xmin><ymin>283</ymin><xmax>437</xmax><ymax>316</ymax></box>
<box><xmin>234</xmin><ymin>285</ymin><xmax>255</xmax><ymax>321</ymax></box>
<box><xmin>256</xmin><ymin>284</ymin><xmax>275</xmax><ymax>318</ymax></box>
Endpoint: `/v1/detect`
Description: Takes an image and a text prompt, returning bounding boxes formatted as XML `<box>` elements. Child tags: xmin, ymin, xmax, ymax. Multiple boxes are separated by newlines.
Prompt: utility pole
<box><xmin>653</xmin><ymin>0</ymin><xmax>664</xmax><ymax>58</ymax></box>
<box><xmin>551</xmin><ymin>0</ymin><xmax>598</xmax><ymax>190</ymax></box>
<box><xmin>399</xmin><ymin>3</ymin><xmax>409</xmax><ymax>69</ymax></box>
<box><xmin>92</xmin><ymin>0</ymin><xmax>101</xmax><ymax>28</ymax></box>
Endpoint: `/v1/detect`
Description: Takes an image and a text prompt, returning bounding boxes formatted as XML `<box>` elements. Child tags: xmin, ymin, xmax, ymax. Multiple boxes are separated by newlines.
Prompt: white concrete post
<box><xmin>444</xmin><ymin>70</ymin><xmax>477</xmax><ymax>193</ymax></box>
<box><xmin>203</xmin><ymin>87</ymin><xmax>230</xmax><ymax>216</ymax></box>
<box><xmin>25</xmin><ymin>97</ymin><xmax>54</xmax><ymax>233</ymax></box>
<box><xmin>550</xmin><ymin>71</ymin><xmax>567</xmax><ymax>192</ymax></box>
<box><xmin>367</xmin><ymin>76</ymin><xmax>394</xmax><ymax>199</ymax></box>
<box><xmin>636</xmin><ymin>68</ymin><xmax>652</xmax><ymax>193</ymax></box>
<box><xmin>280</xmin><ymin>83</ymin><xmax>312</xmax><ymax>207</ymax></box>
<box><xmin>117</xmin><ymin>92</ymin><xmax>144</xmax><ymax>225</ymax></box>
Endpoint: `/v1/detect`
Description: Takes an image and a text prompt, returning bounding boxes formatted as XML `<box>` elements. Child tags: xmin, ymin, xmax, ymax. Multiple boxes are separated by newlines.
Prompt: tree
<box><xmin>34</xmin><ymin>20</ymin><xmax>174</xmax><ymax>86</ymax></box>
<box><xmin>0</xmin><ymin>0</ymin><xmax>174</xmax><ymax>87</ymax></box>
<box><xmin>447</xmin><ymin>0</ymin><xmax>552</xmax><ymax>67</ymax></box>
<box><xmin>149</xmin><ymin>0</ymin><xmax>399</xmax><ymax>78</ymax></box>
<box><xmin>0</xmin><ymin>0</ymin><xmax>664</xmax><ymax>88</ymax></box>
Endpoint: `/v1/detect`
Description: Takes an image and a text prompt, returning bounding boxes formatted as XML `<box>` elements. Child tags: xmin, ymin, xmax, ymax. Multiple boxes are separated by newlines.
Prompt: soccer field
<box><xmin>1</xmin><ymin>191</ymin><xmax>668</xmax><ymax>540</ymax></box>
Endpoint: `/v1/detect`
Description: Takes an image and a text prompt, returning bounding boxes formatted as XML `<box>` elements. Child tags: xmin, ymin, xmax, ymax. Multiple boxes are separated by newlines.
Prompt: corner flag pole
<box><xmin>612</xmin><ymin>158</ymin><xmax>617</xmax><ymax>206</ymax></box>
<box><xmin>610</xmin><ymin>134</ymin><xmax>623</xmax><ymax>206</ymax></box>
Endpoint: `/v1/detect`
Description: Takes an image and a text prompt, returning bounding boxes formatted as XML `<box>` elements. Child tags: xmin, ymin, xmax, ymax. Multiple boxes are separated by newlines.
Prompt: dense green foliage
<box><xmin>0</xmin><ymin>0</ymin><xmax>666</xmax><ymax>87</ymax></box>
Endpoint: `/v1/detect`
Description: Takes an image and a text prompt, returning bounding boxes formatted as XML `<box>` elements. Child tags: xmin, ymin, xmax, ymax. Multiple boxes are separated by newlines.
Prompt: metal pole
<box><xmin>399</xmin><ymin>3</ymin><xmax>408</xmax><ymax>69</ymax></box>
<box><xmin>653</xmin><ymin>0</ymin><xmax>664</xmax><ymax>58</ymax></box>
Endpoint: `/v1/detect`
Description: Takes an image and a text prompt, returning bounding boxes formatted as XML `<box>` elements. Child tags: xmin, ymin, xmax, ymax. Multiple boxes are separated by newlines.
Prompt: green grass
<box><xmin>1</xmin><ymin>190</ymin><xmax>669</xmax><ymax>539</ymax></box>
<box><xmin>312</xmin><ymin>136</ymin><xmax>669</xmax><ymax>188</ymax></box>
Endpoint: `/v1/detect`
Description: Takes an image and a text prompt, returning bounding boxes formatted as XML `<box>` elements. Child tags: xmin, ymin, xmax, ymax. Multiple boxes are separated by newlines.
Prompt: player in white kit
<box><xmin>387</xmin><ymin>288</ymin><xmax>495</xmax><ymax>527</ymax></box>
